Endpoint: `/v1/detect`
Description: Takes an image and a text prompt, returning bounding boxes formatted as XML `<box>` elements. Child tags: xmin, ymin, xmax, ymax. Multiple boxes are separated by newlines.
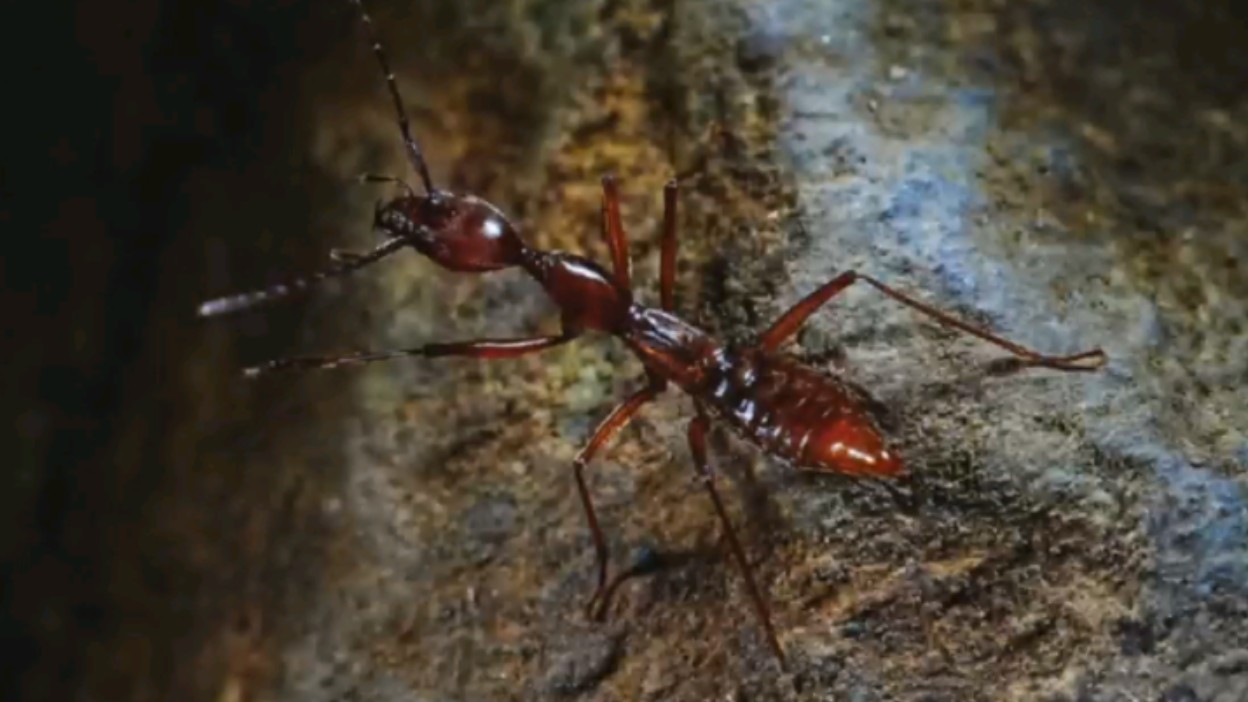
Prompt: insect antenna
<box><xmin>197</xmin><ymin>235</ymin><xmax>408</xmax><ymax>317</ymax></box>
<box><xmin>348</xmin><ymin>0</ymin><xmax>436</xmax><ymax>195</ymax></box>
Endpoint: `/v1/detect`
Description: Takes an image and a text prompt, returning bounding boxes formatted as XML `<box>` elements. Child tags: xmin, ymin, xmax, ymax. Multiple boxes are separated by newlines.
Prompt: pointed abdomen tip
<box><xmin>804</xmin><ymin>420</ymin><xmax>905</xmax><ymax>478</ymax></box>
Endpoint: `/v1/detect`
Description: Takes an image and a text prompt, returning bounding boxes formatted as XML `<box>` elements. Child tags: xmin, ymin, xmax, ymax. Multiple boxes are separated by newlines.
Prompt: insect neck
<box><xmin>521</xmin><ymin>251</ymin><xmax>632</xmax><ymax>333</ymax></box>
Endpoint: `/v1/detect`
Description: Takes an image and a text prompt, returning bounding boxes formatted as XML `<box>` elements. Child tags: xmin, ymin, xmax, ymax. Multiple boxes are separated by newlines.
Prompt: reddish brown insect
<box><xmin>199</xmin><ymin>0</ymin><xmax>1107</xmax><ymax>670</ymax></box>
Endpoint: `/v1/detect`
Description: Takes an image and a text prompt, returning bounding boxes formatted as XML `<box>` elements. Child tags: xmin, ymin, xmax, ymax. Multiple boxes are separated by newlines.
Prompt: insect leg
<box><xmin>590</xmin><ymin>545</ymin><xmax>668</xmax><ymax>622</ymax></box>
<box><xmin>855</xmin><ymin>274</ymin><xmax>1106</xmax><ymax>370</ymax></box>
<box><xmin>574</xmin><ymin>379</ymin><xmax>666</xmax><ymax>620</ymax></box>
<box><xmin>659</xmin><ymin>180</ymin><xmax>679</xmax><ymax>311</ymax></box>
<box><xmin>688</xmin><ymin>409</ymin><xmax>787</xmax><ymax>670</ymax></box>
<box><xmin>241</xmin><ymin>332</ymin><xmax>579</xmax><ymax>377</ymax></box>
<box><xmin>758</xmin><ymin>270</ymin><xmax>1105</xmax><ymax>371</ymax></box>
<box><xmin>757</xmin><ymin>271</ymin><xmax>856</xmax><ymax>351</ymax></box>
<box><xmin>600</xmin><ymin>175</ymin><xmax>632</xmax><ymax>291</ymax></box>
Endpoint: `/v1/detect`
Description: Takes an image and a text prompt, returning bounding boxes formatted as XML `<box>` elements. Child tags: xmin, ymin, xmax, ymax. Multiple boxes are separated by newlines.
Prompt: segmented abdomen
<box><xmin>698</xmin><ymin>347</ymin><xmax>902</xmax><ymax>477</ymax></box>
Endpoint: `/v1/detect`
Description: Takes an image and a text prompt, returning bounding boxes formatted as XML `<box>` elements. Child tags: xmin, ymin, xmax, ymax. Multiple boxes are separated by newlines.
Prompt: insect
<box><xmin>198</xmin><ymin>0</ymin><xmax>1107</xmax><ymax>670</ymax></box>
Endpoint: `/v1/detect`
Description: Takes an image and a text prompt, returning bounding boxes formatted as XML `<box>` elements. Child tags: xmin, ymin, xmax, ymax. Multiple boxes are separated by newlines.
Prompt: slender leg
<box><xmin>688</xmin><ymin>410</ymin><xmax>787</xmax><ymax>670</ymax></box>
<box><xmin>600</xmin><ymin>175</ymin><xmax>631</xmax><ymax>291</ymax></box>
<box><xmin>349</xmin><ymin>0</ymin><xmax>436</xmax><ymax>194</ymax></box>
<box><xmin>591</xmin><ymin>546</ymin><xmax>667</xmax><ymax>622</ymax></box>
<box><xmin>198</xmin><ymin>236</ymin><xmax>409</xmax><ymax>318</ymax></box>
<box><xmin>241</xmin><ymin>332</ymin><xmax>578</xmax><ymax>377</ymax></box>
<box><xmin>659</xmin><ymin>180</ymin><xmax>679</xmax><ymax>312</ymax></box>
<box><xmin>758</xmin><ymin>270</ymin><xmax>1106</xmax><ymax>371</ymax></box>
<box><xmin>573</xmin><ymin>379</ymin><xmax>666</xmax><ymax>619</ymax></box>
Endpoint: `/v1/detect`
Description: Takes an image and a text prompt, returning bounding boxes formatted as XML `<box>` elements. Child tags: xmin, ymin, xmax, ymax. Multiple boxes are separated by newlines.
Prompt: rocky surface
<box><xmin>35</xmin><ymin>0</ymin><xmax>1244</xmax><ymax>700</ymax></box>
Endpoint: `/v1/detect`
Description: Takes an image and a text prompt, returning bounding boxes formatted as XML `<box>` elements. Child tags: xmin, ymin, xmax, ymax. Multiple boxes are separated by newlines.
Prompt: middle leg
<box><xmin>573</xmin><ymin>378</ymin><xmax>666</xmax><ymax>619</ymax></box>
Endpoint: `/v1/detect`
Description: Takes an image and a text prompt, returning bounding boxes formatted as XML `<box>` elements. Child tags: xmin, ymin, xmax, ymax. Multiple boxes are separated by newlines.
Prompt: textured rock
<box><xmin>45</xmin><ymin>0</ymin><xmax>1245</xmax><ymax>700</ymax></box>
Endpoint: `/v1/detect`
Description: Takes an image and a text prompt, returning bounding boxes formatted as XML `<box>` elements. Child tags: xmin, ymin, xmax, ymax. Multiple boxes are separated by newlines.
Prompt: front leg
<box><xmin>241</xmin><ymin>332</ymin><xmax>578</xmax><ymax>377</ymax></box>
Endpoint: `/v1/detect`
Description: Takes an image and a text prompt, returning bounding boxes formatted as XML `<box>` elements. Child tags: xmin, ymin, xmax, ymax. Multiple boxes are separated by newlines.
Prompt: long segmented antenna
<box><xmin>197</xmin><ymin>236</ymin><xmax>408</xmax><ymax>317</ymax></box>
<box><xmin>348</xmin><ymin>0</ymin><xmax>436</xmax><ymax>195</ymax></box>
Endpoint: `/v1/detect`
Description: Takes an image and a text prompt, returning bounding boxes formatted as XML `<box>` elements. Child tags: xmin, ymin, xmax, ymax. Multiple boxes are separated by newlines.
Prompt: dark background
<box><xmin>3</xmin><ymin>2</ymin><xmax>335</xmax><ymax>698</ymax></box>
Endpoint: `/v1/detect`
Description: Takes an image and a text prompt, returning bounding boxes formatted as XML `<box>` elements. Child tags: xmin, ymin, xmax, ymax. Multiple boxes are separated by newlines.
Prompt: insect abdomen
<box><xmin>701</xmin><ymin>349</ymin><xmax>902</xmax><ymax>477</ymax></box>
